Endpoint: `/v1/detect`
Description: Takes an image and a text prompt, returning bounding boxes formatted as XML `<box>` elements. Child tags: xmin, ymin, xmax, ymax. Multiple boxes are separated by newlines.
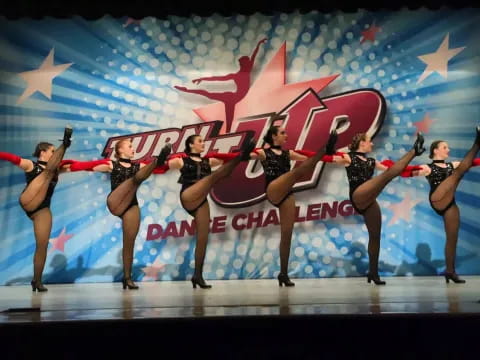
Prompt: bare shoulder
<box><xmin>19</xmin><ymin>158</ymin><xmax>34</xmax><ymax>172</ymax></box>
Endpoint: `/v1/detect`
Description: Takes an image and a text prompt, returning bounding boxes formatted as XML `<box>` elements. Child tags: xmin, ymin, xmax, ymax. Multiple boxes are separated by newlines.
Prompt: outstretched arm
<box><xmin>166</xmin><ymin>157</ymin><xmax>184</xmax><ymax>170</ymax></box>
<box><xmin>290</xmin><ymin>151</ymin><xmax>308</xmax><ymax>161</ymax></box>
<box><xmin>0</xmin><ymin>151</ymin><xmax>34</xmax><ymax>172</ymax></box>
<box><xmin>412</xmin><ymin>164</ymin><xmax>431</xmax><ymax>177</ymax></box>
<box><xmin>330</xmin><ymin>153</ymin><xmax>351</xmax><ymax>166</ymax></box>
<box><xmin>375</xmin><ymin>161</ymin><xmax>390</xmax><ymax>172</ymax></box>
<box><xmin>249</xmin><ymin>148</ymin><xmax>266</xmax><ymax>161</ymax></box>
<box><xmin>291</xmin><ymin>149</ymin><xmax>348</xmax><ymax>164</ymax></box>
<box><xmin>62</xmin><ymin>159</ymin><xmax>113</xmax><ymax>173</ymax></box>
<box><xmin>379</xmin><ymin>159</ymin><xmax>429</xmax><ymax>177</ymax></box>
<box><xmin>91</xmin><ymin>162</ymin><xmax>113</xmax><ymax>173</ymax></box>
<box><xmin>452</xmin><ymin>159</ymin><xmax>480</xmax><ymax>169</ymax></box>
<box><xmin>249</xmin><ymin>38</ymin><xmax>267</xmax><ymax>65</ymax></box>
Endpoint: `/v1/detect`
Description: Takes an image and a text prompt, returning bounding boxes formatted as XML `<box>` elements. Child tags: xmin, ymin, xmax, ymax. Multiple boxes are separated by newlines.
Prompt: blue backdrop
<box><xmin>0</xmin><ymin>9</ymin><xmax>479</xmax><ymax>285</ymax></box>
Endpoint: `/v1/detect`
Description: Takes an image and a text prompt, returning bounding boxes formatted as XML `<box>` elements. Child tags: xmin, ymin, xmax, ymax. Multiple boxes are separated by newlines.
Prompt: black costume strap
<box><xmin>352</xmin><ymin>152</ymin><xmax>366</xmax><ymax>157</ymax></box>
<box><xmin>118</xmin><ymin>158</ymin><xmax>132</xmax><ymax>164</ymax></box>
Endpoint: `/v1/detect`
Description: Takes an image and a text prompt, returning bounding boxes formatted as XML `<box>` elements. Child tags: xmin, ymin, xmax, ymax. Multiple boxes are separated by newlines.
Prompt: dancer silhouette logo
<box><xmin>102</xmin><ymin>41</ymin><xmax>386</xmax><ymax>208</ymax></box>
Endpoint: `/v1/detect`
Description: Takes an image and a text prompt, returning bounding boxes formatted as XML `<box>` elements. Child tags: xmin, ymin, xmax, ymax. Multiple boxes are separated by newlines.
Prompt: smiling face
<box><xmin>116</xmin><ymin>140</ymin><xmax>134</xmax><ymax>159</ymax></box>
<box><xmin>432</xmin><ymin>141</ymin><xmax>450</xmax><ymax>160</ymax></box>
<box><xmin>272</xmin><ymin>127</ymin><xmax>288</xmax><ymax>146</ymax></box>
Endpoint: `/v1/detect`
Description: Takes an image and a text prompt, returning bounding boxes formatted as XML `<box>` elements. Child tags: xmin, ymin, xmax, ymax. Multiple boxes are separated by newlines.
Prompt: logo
<box><xmin>102</xmin><ymin>41</ymin><xmax>386</xmax><ymax>208</ymax></box>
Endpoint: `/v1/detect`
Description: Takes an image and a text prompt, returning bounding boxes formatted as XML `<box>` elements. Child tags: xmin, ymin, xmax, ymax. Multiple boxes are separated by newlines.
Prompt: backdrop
<box><xmin>1</xmin><ymin>9</ymin><xmax>479</xmax><ymax>285</ymax></box>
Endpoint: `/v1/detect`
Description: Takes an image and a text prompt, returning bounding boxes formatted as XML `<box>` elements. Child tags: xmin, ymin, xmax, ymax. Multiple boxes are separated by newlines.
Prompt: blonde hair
<box><xmin>114</xmin><ymin>139</ymin><xmax>131</xmax><ymax>157</ymax></box>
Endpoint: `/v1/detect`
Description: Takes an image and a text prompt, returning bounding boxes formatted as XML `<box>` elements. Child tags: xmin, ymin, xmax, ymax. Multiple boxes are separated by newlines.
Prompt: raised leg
<box><xmin>431</xmin><ymin>141</ymin><xmax>479</xmax><ymax>211</ymax></box>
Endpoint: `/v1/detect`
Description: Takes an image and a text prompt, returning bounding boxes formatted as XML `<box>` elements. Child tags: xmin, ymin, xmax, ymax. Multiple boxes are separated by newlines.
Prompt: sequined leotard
<box><xmin>178</xmin><ymin>156</ymin><xmax>212</xmax><ymax>216</ymax></box>
<box><xmin>345</xmin><ymin>152</ymin><xmax>376</xmax><ymax>214</ymax></box>
<box><xmin>22</xmin><ymin>161</ymin><xmax>58</xmax><ymax>217</ymax></box>
<box><xmin>260</xmin><ymin>148</ymin><xmax>292</xmax><ymax>207</ymax></box>
<box><xmin>426</xmin><ymin>162</ymin><xmax>455</xmax><ymax>215</ymax></box>
<box><xmin>110</xmin><ymin>160</ymin><xmax>141</xmax><ymax>216</ymax></box>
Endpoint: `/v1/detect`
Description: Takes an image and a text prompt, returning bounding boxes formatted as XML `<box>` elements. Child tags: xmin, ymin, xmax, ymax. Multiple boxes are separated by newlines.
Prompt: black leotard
<box><xmin>110</xmin><ymin>160</ymin><xmax>141</xmax><ymax>216</ymax></box>
<box><xmin>22</xmin><ymin>161</ymin><xmax>58</xmax><ymax>218</ymax></box>
<box><xmin>260</xmin><ymin>148</ymin><xmax>292</xmax><ymax>207</ymax></box>
<box><xmin>426</xmin><ymin>162</ymin><xmax>455</xmax><ymax>216</ymax></box>
<box><xmin>178</xmin><ymin>156</ymin><xmax>212</xmax><ymax>216</ymax></box>
<box><xmin>345</xmin><ymin>152</ymin><xmax>376</xmax><ymax>214</ymax></box>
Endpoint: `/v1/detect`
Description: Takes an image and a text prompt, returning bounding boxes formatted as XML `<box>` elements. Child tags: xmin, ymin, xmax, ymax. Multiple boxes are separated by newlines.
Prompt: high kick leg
<box><xmin>107</xmin><ymin>144</ymin><xmax>172</xmax><ymax>217</ymax></box>
<box><xmin>180</xmin><ymin>137</ymin><xmax>255</xmax><ymax>212</ymax></box>
<box><xmin>352</xmin><ymin>132</ymin><xmax>425</xmax><ymax>211</ymax></box>
<box><xmin>266</xmin><ymin>130</ymin><xmax>338</xmax><ymax>205</ymax></box>
<box><xmin>431</xmin><ymin>127</ymin><xmax>480</xmax><ymax>211</ymax></box>
<box><xmin>20</xmin><ymin>127</ymin><xmax>73</xmax><ymax>212</ymax></box>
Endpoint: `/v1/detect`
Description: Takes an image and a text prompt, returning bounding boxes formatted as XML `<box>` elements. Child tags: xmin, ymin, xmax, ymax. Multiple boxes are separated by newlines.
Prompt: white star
<box><xmin>16</xmin><ymin>49</ymin><xmax>73</xmax><ymax>105</ymax></box>
<box><xmin>417</xmin><ymin>33</ymin><xmax>465</xmax><ymax>84</ymax></box>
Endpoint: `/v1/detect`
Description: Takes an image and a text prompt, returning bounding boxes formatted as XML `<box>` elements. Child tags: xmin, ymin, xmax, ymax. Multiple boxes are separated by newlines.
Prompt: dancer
<box><xmin>330</xmin><ymin>132</ymin><xmax>425</xmax><ymax>285</ymax></box>
<box><xmin>69</xmin><ymin>139</ymin><xmax>172</xmax><ymax>289</ymax></box>
<box><xmin>0</xmin><ymin>126</ymin><xmax>73</xmax><ymax>292</ymax></box>
<box><xmin>174</xmin><ymin>38</ymin><xmax>267</xmax><ymax>133</ymax></box>
<box><xmin>249</xmin><ymin>126</ymin><xmax>339</xmax><ymax>287</ymax></box>
<box><xmin>411</xmin><ymin>127</ymin><xmax>480</xmax><ymax>283</ymax></box>
<box><xmin>165</xmin><ymin>134</ymin><xmax>255</xmax><ymax>289</ymax></box>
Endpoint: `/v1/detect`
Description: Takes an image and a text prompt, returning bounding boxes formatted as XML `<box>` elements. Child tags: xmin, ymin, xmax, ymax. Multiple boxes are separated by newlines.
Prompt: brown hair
<box><xmin>263</xmin><ymin>126</ymin><xmax>280</xmax><ymax>146</ymax></box>
<box><xmin>32</xmin><ymin>142</ymin><xmax>53</xmax><ymax>157</ymax></box>
<box><xmin>348</xmin><ymin>133</ymin><xmax>368</xmax><ymax>151</ymax></box>
<box><xmin>114</xmin><ymin>139</ymin><xmax>131</xmax><ymax>157</ymax></box>
<box><xmin>429</xmin><ymin>140</ymin><xmax>445</xmax><ymax>159</ymax></box>
<box><xmin>183</xmin><ymin>135</ymin><xmax>201</xmax><ymax>154</ymax></box>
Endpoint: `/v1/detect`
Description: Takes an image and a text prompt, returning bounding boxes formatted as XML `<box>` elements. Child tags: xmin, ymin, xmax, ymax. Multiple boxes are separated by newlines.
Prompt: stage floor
<box><xmin>1</xmin><ymin>276</ymin><xmax>480</xmax><ymax>324</ymax></box>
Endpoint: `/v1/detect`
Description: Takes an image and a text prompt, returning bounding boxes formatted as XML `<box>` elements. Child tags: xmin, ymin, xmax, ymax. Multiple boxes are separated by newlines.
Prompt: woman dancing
<box><xmin>0</xmin><ymin>126</ymin><xmax>73</xmax><ymax>292</ymax></box>
<box><xmin>69</xmin><ymin>139</ymin><xmax>172</xmax><ymax>289</ymax></box>
<box><xmin>249</xmin><ymin>126</ymin><xmax>339</xmax><ymax>287</ymax></box>
<box><xmin>411</xmin><ymin>127</ymin><xmax>480</xmax><ymax>283</ymax></box>
<box><xmin>331</xmin><ymin>131</ymin><xmax>425</xmax><ymax>285</ymax></box>
<box><xmin>165</xmin><ymin>134</ymin><xmax>255</xmax><ymax>289</ymax></box>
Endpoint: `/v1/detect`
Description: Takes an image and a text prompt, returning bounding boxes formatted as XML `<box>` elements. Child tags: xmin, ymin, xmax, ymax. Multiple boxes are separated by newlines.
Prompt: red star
<box><xmin>123</xmin><ymin>18</ymin><xmax>142</xmax><ymax>28</ymax></box>
<box><xmin>48</xmin><ymin>227</ymin><xmax>74</xmax><ymax>253</ymax></box>
<box><xmin>414</xmin><ymin>113</ymin><xmax>435</xmax><ymax>134</ymax></box>
<box><xmin>361</xmin><ymin>24</ymin><xmax>381</xmax><ymax>44</ymax></box>
<box><xmin>387</xmin><ymin>194</ymin><xmax>423</xmax><ymax>226</ymax></box>
<box><xmin>141</xmin><ymin>256</ymin><xmax>166</xmax><ymax>281</ymax></box>
<box><xmin>193</xmin><ymin>42</ymin><xmax>339</xmax><ymax>133</ymax></box>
